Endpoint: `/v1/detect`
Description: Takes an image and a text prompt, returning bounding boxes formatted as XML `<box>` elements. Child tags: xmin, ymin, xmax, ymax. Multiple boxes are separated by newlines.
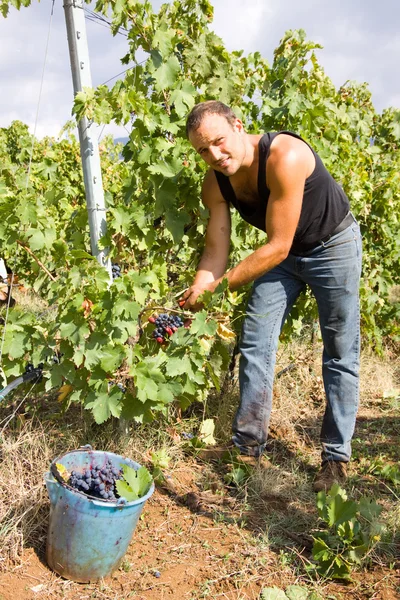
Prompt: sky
<box><xmin>0</xmin><ymin>0</ymin><xmax>399</xmax><ymax>140</ymax></box>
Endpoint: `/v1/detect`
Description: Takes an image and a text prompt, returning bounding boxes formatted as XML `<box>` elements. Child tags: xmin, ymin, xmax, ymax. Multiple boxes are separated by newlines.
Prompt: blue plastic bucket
<box><xmin>44</xmin><ymin>445</ymin><xmax>154</xmax><ymax>583</ymax></box>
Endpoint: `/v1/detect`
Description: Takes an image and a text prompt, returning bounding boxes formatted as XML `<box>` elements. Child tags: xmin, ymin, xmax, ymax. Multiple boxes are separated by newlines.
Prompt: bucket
<box><xmin>44</xmin><ymin>445</ymin><xmax>154</xmax><ymax>583</ymax></box>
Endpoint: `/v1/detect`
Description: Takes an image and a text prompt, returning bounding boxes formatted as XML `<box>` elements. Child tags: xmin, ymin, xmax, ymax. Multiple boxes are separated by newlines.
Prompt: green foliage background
<box><xmin>0</xmin><ymin>0</ymin><xmax>399</xmax><ymax>423</ymax></box>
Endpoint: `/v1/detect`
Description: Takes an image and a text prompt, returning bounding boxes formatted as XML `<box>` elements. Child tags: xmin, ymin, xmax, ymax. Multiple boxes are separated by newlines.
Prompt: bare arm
<box><xmin>182</xmin><ymin>171</ymin><xmax>231</xmax><ymax>308</ymax></box>
<box><xmin>182</xmin><ymin>136</ymin><xmax>312</xmax><ymax>308</ymax></box>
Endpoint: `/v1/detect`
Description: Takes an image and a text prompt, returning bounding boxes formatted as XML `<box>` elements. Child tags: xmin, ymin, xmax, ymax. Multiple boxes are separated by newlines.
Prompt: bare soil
<box><xmin>0</xmin><ymin>469</ymin><xmax>399</xmax><ymax>600</ymax></box>
<box><xmin>1</xmin><ymin>344</ymin><xmax>399</xmax><ymax>599</ymax></box>
<box><xmin>1</xmin><ymin>438</ymin><xmax>399</xmax><ymax>599</ymax></box>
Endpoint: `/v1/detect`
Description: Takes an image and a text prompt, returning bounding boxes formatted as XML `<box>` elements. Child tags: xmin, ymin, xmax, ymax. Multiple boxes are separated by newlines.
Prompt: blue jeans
<box><xmin>232</xmin><ymin>219</ymin><xmax>362</xmax><ymax>463</ymax></box>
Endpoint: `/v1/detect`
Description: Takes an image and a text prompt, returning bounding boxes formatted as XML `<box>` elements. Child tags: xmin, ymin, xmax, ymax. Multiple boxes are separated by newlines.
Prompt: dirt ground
<box><xmin>1</xmin><ymin>345</ymin><xmax>399</xmax><ymax>600</ymax></box>
<box><xmin>0</xmin><ymin>492</ymin><xmax>399</xmax><ymax>600</ymax></box>
<box><xmin>0</xmin><ymin>451</ymin><xmax>399</xmax><ymax>600</ymax></box>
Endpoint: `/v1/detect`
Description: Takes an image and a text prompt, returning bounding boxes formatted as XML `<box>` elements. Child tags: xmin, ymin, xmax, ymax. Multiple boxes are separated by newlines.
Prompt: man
<box><xmin>182</xmin><ymin>101</ymin><xmax>362</xmax><ymax>492</ymax></box>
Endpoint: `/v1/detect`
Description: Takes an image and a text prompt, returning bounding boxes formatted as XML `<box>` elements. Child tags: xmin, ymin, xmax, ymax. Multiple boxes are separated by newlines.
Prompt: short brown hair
<box><xmin>186</xmin><ymin>101</ymin><xmax>237</xmax><ymax>137</ymax></box>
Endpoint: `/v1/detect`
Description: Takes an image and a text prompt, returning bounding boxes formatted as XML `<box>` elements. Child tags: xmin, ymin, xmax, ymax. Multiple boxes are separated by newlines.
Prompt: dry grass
<box><xmin>211</xmin><ymin>336</ymin><xmax>399</xmax><ymax>443</ymax></box>
<box><xmin>0</xmin><ymin>401</ymin><xmax>173</xmax><ymax>569</ymax></box>
<box><xmin>11</xmin><ymin>288</ymin><xmax>49</xmax><ymax>313</ymax></box>
<box><xmin>204</xmin><ymin>337</ymin><xmax>400</xmax><ymax>550</ymax></box>
<box><xmin>0</xmin><ymin>421</ymin><xmax>53</xmax><ymax>566</ymax></box>
<box><xmin>388</xmin><ymin>284</ymin><xmax>400</xmax><ymax>305</ymax></box>
<box><xmin>0</xmin><ymin>399</ymin><xmax>185</xmax><ymax>571</ymax></box>
<box><xmin>0</xmin><ymin>338</ymin><xmax>399</xmax><ymax>598</ymax></box>
<box><xmin>359</xmin><ymin>348</ymin><xmax>399</xmax><ymax>401</ymax></box>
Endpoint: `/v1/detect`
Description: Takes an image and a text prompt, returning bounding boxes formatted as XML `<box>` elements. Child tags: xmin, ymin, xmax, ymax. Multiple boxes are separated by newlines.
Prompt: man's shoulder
<box><xmin>204</xmin><ymin>168</ymin><xmax>216</xmax><ymax>181</ymax></box>
<box><xmin>271</xmin><ymin>132</ymin><xmax>305</xmax><ymax>149</ymax></box>
<box><xmin>268</xmin><ymin>133</ymin><xmax>316</xmax><ymax>179</ymax></box>
<box><xmin>202</xmin><ymin>169</ymin><xmax>226</xmax><ymax>206</ymax></box>
<box><xmin>270</xmin><ymin>133</ymin><xmax>314</xmax><ymax>162</ymax></box>
<box><xmin>203</xmin><ymin>168</ymin><xmax>219</xmax><ymax>191</ymax></box>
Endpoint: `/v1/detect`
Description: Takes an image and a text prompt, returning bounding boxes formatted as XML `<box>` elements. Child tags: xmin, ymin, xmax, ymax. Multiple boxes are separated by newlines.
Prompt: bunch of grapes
<box><xmin>68</xmin><ymin>459</ymin><xmax>123</xmax><ymax>501</ymax></box>
<box><xmin>25</xmin><ymin>361</ymin><xmax>43</xmax><ymax>373</ymax></box>
<box><xmin>52</xmin><ymin>351</ymin><xmax>63</xmax><ymax>364</ymax></box>
<box><xmin>148</xmin><ymin>312</ymin><xmax>184</xmax><ymax>343</ymax></box>
<box><xmin>111</xmin><ymin>263</ymin><xmax>121</xmax><ymax>280</ymax></box>
<box><xmin>108</xmin><ymin>380</ymin><xmax>126</xmax><ymax>393</ymax></box>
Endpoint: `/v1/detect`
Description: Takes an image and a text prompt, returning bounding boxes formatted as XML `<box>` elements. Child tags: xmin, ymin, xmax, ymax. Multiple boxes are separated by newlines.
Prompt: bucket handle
<box><xmin>49</xmin><ymin>444</ymin><xmax>93</xmax><ymax>486</ymax></box>
<box><xmin>90</xmin><ymin>497</ymin><xmax>128</xmax><ymax>509</ymax></box>
<box><xmin>116</xmin><ymin>497</ymin><xmax>127</xmax><ymax>510</ymax></box>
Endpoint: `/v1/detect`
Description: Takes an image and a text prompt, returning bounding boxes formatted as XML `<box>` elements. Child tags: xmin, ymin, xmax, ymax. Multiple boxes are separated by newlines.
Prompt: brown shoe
<box><xmin>197</xmin><ymin>445</ymin><xmax>270</xmax><ymax>468</ymax></box>
<box><xmin>313</xmin><ymin>461</ymin><xmax>348</xmax><ymax>493</ymax></box>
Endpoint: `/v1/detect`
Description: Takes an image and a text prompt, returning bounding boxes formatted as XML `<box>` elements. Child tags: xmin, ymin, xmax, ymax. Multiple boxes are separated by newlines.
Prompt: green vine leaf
<box><xmin>116</xmin><ymin>465</ymin><xmax>153</xmax><ymax>501</ymax></box>
<box><xmin>260</xmin><ymin>588</ymin><xmax>288</xmax><ymax>600</ymax></box>
<box><xmin>150</xmin><ymin>55</ymin><xmax>181</xmax><ymax>91</ymax></box>
<box><xmin>0</xmin><ymin>0</ymin><xmax>398</xmax><ymax>429</ymax></box>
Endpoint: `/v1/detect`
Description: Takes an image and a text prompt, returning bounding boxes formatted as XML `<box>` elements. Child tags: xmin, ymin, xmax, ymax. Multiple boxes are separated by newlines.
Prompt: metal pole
<box><xmin>63</xmin><ymin>0</ymin><xmax>111</xmax><ymax>278</ymax></box>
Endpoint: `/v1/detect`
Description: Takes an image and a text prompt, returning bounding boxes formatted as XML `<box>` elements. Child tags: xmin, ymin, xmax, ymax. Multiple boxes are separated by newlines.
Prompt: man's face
<box><xmin>188</xmin><ymin>114</ymin><xmax>246</xmax><ymax>176</ymax></box>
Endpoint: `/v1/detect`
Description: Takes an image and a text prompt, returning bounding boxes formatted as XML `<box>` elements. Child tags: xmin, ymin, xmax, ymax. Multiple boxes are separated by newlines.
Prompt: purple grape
<box><xmin>67</xmin><ymin>460</ymin><xmax>123</xmax><ymax>502</ymax></box>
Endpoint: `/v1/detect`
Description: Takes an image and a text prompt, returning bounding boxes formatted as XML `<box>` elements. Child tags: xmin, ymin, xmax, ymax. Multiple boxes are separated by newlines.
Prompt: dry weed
<box><xmin>388</xmin><ymin>284</ymin><xmax>400</xmax><ymax>305</ymax></box>
<box><xmin>0</xmin><ymin>421</ymin><xmax>54</xmax><ymax>568</ymax></box>
<box><xmin>209</xmin><ymin>339</ymin><xmax>399</xmax><ymax>462</ymax></box>
<box><xmin>0</xmin><ymin>400</ymin><xmax>186</xmax><ymax>568</ymax></box>
<box><xmin>6</xmin><ymin>287</ymin><xmax>49</xmax><ymax>315</ymax></box>
<box><xmin>359</xmin><ymin>349</ymin><xmax>399</xmax><ymax>403</ymax></box>
<box><xmin>202</xmin><ymin>339</ymin><xmax>399</xmax><ymax>552</ymax></box>
<box><xmin>209</xmin><ymin>339</ymin><xmax>326</xmax><ymax>469</ymax></box>
<box><xmin>0</xmin><ymin>338</ymin><xmax>398</xmax><ymax>585</ymax></box>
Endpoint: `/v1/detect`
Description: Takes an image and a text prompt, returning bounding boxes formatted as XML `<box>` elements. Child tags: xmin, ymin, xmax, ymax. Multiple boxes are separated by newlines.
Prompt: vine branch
<box><xmin>17</xmin><ymin>240</ymin><xmax>56</xmax><ymax>282</ymax></box>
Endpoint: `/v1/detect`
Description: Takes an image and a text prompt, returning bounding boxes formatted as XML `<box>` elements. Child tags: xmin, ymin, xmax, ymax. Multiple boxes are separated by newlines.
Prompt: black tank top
<box><xmin>214</xmin><ymin>131</ymin><xmax>350</xmax><ymax>253</ymax></box>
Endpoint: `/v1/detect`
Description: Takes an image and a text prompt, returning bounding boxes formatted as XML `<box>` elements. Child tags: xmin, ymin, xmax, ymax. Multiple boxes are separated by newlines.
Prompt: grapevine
<box><xmin>0</xmin><ymin>1</ymin><xmax>397</xmax><ymax>428</ymax></box>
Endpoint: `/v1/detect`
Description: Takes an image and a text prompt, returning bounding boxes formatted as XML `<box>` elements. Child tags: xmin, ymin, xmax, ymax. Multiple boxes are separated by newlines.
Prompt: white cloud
<box><xmin>210</xmin><ymin>0</ymin><xmax>275</xmax><ymax>54</ymax></box>
<box><xmin>212</xmin><ymin>0</ymin><xmax>400</xmax><ymax>112</ymax></box>
<box><xmin>0</xmin><ymin>0</ymin><xmax>398</xmax><ymax>140</ymax></box>
<box><xmin>385</xmin><ymin>93</ymin><xmax>400</xmax><ymax>110</ymax></box>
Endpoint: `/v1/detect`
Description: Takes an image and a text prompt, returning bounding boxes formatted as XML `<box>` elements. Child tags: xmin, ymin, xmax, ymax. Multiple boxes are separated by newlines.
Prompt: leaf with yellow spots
<box><xmin>57</xmin><ymin>384</ymin><xmax>73</xmax><ymax>402</ymax></box>
<box><xmin>216</xmin><ymin>322</ymin><xmax>235</xmax><ymax>341</ymax></box>
<box><xmin>199</xmin><ymin>419</ymin><xmax>216</xmax><ymax>445</ymax></box>
<box><xmin>55</xmin><ymin>463</ymin><xmax>70</xmax><ymax>482</ymax></box>
<box><xmin>199</xmin><ymin>337</ymin><xmax>212</xmax><ymax>353</ymax></box>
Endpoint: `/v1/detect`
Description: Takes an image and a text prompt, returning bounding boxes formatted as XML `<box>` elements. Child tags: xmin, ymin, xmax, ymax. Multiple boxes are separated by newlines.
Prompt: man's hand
<box><xmin>180</xmin><ymin>282</ymin><xmax>217</xmax><ymax>311</ymax></box>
